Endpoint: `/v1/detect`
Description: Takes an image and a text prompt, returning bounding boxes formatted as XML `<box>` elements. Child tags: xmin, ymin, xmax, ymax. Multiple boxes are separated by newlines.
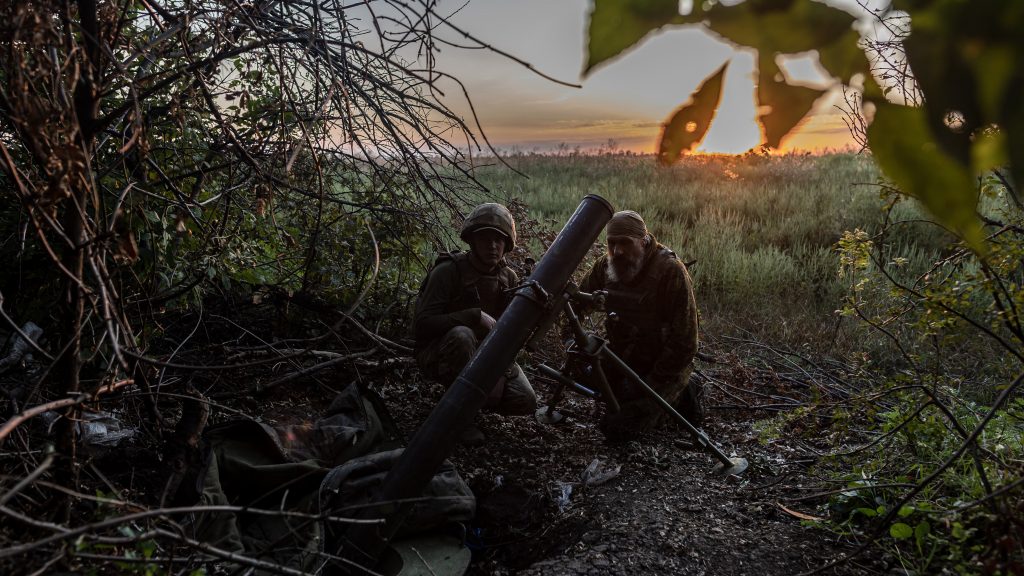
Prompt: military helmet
<box><xmin>460</xmin><ymin>203</ymin><xmax>517</xmax><ymax>249</ymax></box>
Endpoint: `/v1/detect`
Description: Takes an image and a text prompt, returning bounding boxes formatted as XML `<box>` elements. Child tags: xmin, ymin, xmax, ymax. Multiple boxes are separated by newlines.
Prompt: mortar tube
<box><xmin>338</xmin><ymin>194</ymin><xmax>614</xmax><ymax>571</ymax></box>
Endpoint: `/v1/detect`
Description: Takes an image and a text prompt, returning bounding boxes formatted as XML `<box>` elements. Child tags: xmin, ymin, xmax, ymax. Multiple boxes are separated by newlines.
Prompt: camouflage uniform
<box><xmin>413</xmin><ymin>204</ymin><xmax>537</xmax><ymax>416</ymax></box>
<box><xmin>579</xmin><ymin>234</ymin><xmax>701</xmax><ymax>440</ymax></box>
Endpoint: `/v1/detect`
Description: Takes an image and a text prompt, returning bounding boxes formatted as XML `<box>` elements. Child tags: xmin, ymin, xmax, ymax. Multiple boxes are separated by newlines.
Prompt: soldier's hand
<box><xmin>480</xmin><ymin>311</ymin><xmax>497</xmax><ymax>331</ymax></box>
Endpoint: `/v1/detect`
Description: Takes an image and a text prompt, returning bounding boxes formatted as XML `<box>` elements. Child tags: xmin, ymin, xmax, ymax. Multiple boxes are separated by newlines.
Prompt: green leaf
<box><xmin>657</xmin><ymin>62</ymin><xmax>729</xmax><ymax>165</ymax></box>
<box><xmin>140</xmin><ymin>539</ymin><xmax>156</xmax><ymax>559</ymax></box>
<box><xmin>895</xmin><ymin>1</ymin><xmax>1022</xmax><ymax>182</ymax></box>
<box><xmin>897</xmin><ymin>505</ymin><xmax>914</xmax><ymax>518</ymax></box>
<box><xmin>584</xmin><ymin>0</ymin><xmax>681</xmax><ymax>75</ymax></box>
<box><xmin>902</xmin><ymin>27</ymin><xmax>974</xmax><ymax>164</ymax></box>
<box><xmin>757</xmin><ymin>57</ymin><xmax>825</xmax><ymax>149</ymax></box>
<box><xmin>855</xmin><ymin>507</ymin><xmax>877</xmax><ymax>518</ymax></box>
<box><xmin>914</xmin><ymin>520</ymin><xmax>931</xmax><ymax>542</ymax></box>
<box><xmin>890</xmin><ymin>522</ymin><xmax>913</xmax><ymax>540</ymax></box>
<box><xmin>705</xmin><ymin>0</ymin><xmax>856</xmax><ymax>56</ymax></box>
<box><xmin>866</xmin><ymin>101</ymin><xmax>984</xmax><ymax>250</ymax></box>
<box><xmin>974</xmin><ymin>45</ymin><xmax>1014</xmax><ymax>121</ymax></box>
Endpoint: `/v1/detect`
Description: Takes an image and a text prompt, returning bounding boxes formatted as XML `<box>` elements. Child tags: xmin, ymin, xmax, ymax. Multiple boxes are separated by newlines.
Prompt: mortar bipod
<box><xmin>534</xmin><ymin>290</ymin><xmax>748</xmax><ymax>476</ymax></box>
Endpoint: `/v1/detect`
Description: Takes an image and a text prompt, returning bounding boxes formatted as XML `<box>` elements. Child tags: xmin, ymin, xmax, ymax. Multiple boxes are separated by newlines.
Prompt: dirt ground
<box><xmin>374</xmin><ymin>363</ymin><xmax>891</xmax><ymax>576</ymax></box>
<box><xmin>1</xmin><ymin>303</ymin><xmax>894</xmax><ymax>575</ymax></box>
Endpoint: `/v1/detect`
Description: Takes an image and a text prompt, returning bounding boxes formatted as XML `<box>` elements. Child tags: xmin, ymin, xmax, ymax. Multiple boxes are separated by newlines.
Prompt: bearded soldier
<box><xmin>578</xmin><ymin>210</ymin><xmax>703</xmax><ymax>441</ymax></box>
<box><xmin>413</xmin><ymin>203</ymin><xmax>537</xmax><ymax>442</ymax></box>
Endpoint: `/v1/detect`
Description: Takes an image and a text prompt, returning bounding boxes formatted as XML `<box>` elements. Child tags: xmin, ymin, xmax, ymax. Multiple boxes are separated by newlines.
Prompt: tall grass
<box><xmin>473</xmin><ymin>152</ymin><xmax>954</xmax><ymax>354</ymax></box>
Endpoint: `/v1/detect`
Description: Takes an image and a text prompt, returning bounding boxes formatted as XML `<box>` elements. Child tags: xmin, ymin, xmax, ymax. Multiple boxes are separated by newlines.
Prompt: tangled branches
<box><xmin>0</xmin><ymin>0</ymin><xmax>512</xmax><ymax>571</ymax></box>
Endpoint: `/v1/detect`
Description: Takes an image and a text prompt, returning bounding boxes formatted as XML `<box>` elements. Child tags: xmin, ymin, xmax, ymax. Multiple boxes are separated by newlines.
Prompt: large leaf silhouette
<box><xmin>658</xmin><ymin>63</ymin><xmax>728</xmax><ymax>165</ymax></box>
<box><xmin>585</xmin><ymin>0</ymin><xmax>683</xmax><ymax>75</ymax></box>
<box><xmin>817</xmin><ymin>28</ymin><xmax>869</xmax><ymax>84</ymax></box>
<box><xmin>757</xmin><ymin>57</ymin><xmax>825</xmax><ymax>149</ymax></box>
<box><xmin>867</xmin><ymin>101</ymin><xmax>983</xmax><ymax>249</ymax></box>
<box><xmin>869</xmin><ymin>0</ymin><xmax>1023</xmax><ymax>245</ymax></box>
<box><xmin>704</xmin><ymin>0</ymin><xmax>855</xmax><ymax>55</ymax></box>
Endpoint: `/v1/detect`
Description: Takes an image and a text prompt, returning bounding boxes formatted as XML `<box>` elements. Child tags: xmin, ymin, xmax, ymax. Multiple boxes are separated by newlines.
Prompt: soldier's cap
<box><xmin>461</xmin><ymin>202</ymin><xmax>517</xmax><ymax>249</ymax></box>
<box><xmin>470</xmin><ymin>226</ymin><xmax>511</xmax><ymax>240</ymax></box>
<box><xmin>607</xmin><ymin>210</ymin><xmax>647</xmax><ymax>239</ymax></box>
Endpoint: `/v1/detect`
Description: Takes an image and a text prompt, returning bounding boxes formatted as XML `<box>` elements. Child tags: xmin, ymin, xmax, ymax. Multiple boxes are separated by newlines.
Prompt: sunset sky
<box><xmin>427</xmin><ymin>0</ymin><xmax>884</xmax><ymax>154</ymax></box>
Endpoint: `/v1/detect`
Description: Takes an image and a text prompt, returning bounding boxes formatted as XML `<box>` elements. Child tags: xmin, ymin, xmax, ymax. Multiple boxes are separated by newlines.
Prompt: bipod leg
<box><xmin>588</xmin><ymin>357</ymin><xmax>620</xmax><ymax>414</ymax></box>
<box><xmin>563</xmin><ymin>300</ymin><xmax>619</xmax><ymax>414</ymax></box>
<box><xmin>536</xmin><ymin>363</ymin><xmax>600</xmax><ymax>424</ymax></box>
<box><xmin>536</xmin><ymin>363</ymin><xmax>568</xmax><ymax>424</ymax></box>
<box><xmin>602</xmin><ymin>351</ymin><xmax>748</xmax><ymax>476</ymax></box>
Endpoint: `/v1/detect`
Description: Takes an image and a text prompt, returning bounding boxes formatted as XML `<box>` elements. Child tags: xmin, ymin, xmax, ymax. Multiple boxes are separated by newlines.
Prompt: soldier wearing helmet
<box><xmin>577</xmin><ymin>210</ymin><xmax>702</xmax><ymax>441</ymax></box>
<box><xmin>413</xmin><ymin>203</ymin><xmax>537</xmax><ymax>443</ymax></box>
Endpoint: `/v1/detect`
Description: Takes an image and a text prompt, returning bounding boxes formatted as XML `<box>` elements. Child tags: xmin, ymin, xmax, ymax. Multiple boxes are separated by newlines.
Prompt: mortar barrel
<box><xmin>339</xmin><ymin>194</ymin><xmax>614</xmax><ymax>570</ymax></box>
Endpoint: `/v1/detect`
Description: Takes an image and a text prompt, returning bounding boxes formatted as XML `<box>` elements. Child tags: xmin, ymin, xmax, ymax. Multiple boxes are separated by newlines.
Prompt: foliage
<box><xmin>585</xmin><ymin>0</ymin><xmax>864</xmax><ymax>160</ymax></box>
<box><xmin>807</xmin><ymin>159</ymin><xmax>1023</xmax><ymax>571</ymax></box>
<box><xmin>584</xmin><ymin>4</ymin><xmax>1023</xmax><ymax>568</ymax></box>
<box><xmin>658</xmin><ymin>63</ymin><xmax>728</xmax><ymax>164</ymax></box>
<box><xmin>0</xmin><ymin>1</ymin><xmax>492</xmax><ymax>572</ymax></box>
<box><xmin>584</xmin><ymin>0</ymin><xmax>1024</xmax><ymax>249</ymax></box>
<box><xmin>0</xmin><ymin>0</ymin><xmax>484</xmax><ymax>397</ymax></box>
<box><xmin>837</xmin><ymin>184</ymin><xmax>1022</xmax><ymax>385</ymax></box>
<box><xmin>816</xmin><ymin>388</ymin><xmax>1024</xmax><ymax>574</ymax></box>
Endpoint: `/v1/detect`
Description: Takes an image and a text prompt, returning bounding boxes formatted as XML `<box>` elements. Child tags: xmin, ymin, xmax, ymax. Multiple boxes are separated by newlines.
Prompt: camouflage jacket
<box><xmin>412</xmin><ymin>251</ymin><xmax>518</xmax><ymax>350</ymax></box>
<box><xmin>579</xmin><ymin>237</ymin><xmax>699</xmax><ymax>384</ymax></box>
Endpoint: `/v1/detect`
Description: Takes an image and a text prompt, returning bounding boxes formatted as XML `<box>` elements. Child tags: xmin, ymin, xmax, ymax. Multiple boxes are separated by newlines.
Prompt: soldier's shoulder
<box><xmin>654</xmin><ymin>243</ymin><xmax>677</xmax><ymax>258</ymax></box>
<box><xmin>499</xmin><ymin>261</ymin><xmax>519</xmax><ymax>281</ymax></box>
<box><xmin>585</xmin><ymin>255</ymin><xmax>609</xmax><ymax>277</ymax></box>
<box><xmin>426</xmin><ymin>252</ymin><xmax>464</xmax><ymax>277</ymax></box>
<box><xmin>581</xmin><ymin>255</ymin><xmax>608</xmax><ymax>289</ymax></box>
<box><xmin>656</xmin><ymin>247</ymin><xmax>690</xmax><ymax>275</ymax></box>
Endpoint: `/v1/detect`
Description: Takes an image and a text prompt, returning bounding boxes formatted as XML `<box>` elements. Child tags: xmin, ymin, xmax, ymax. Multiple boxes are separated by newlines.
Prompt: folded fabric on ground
<box><xmin>181</xmin><ymin>383</ymin><xmax>475</xmax><ymax>572</ymax></box>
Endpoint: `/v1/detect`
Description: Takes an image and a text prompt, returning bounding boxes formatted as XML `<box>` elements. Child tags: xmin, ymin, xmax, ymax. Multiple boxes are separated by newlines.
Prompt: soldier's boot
<box><xmin>675</xmin><ymin>378</ymin><xmax>706</xmax><ymax>427</ymax></box>
<box><xmin>483</xmin><ymin>363</ymin><xmax>537</xmax><ymax>416</ymax></box>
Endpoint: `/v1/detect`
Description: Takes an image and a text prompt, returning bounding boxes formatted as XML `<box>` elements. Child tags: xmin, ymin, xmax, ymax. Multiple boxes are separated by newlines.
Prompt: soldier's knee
<box><xmin>496</xmin><ymin>365</ymin><xmax>537</xmax><ymax>416</ymax></box>
<box><xmin>429</xmin><ymin>326</ymin><xmax>478</xmax><ymax>382</ymax></box>
<box><xmin>441</xmin><ymin>326</ymin><xmax>478</xmax><ymax>359</ymax></box>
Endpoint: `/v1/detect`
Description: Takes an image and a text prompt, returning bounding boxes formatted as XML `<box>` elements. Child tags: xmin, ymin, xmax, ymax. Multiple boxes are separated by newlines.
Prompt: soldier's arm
<box><xmin>413</xmin><ymin>262</ymin><xmax>481</xmax><ymax>344</ymax></box>
<box><xmin>649</xmin><ymin>262</ymin><xmax>699</xmax><ymax>384</ymax></box>
<box><xmin>576</xmin><ymin>257</ymin><xmax>608</xmax><ymax>317</ymax></box>
<box><xmin>495</xmin><ymin>268</ymin><xmax>520</xmax><ymax>319</ymax></box>
<box><xmin>559</xmin><ymin>258</ymin><xmax>605</xmax><ymax>343</ymax></box>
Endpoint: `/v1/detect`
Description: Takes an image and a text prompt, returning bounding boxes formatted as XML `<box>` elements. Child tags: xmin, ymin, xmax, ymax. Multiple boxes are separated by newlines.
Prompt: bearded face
<box><xmin>606</xmin><ymin>235</ymin><xmax>647</xmax><ymax>283</ymax></box>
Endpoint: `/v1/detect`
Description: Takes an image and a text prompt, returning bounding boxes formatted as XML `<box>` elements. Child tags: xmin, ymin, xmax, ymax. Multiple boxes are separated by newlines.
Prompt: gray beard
<box><xmin>606</xmin><ymin>258</ymin><xmax>641</xmax><ymax>284</ymax></box>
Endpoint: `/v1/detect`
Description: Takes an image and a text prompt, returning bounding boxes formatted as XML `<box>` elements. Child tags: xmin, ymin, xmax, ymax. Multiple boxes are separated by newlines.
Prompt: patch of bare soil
<box><xmin>0</xmin><ymin>301</ymin><xmax>889</xmax><ymax>576</ymax></box>
<box><xmin>379</xmin><ymin>368</ymin><xmax>889</xmax><ymax>576</ymax></box>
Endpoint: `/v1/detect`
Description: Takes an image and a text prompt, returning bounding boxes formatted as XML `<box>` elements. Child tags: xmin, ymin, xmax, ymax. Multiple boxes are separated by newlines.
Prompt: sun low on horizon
<box><xmin>431</xmin><ymin>0</ymin><xmax>865</xmax><ymax>156</ymax></box>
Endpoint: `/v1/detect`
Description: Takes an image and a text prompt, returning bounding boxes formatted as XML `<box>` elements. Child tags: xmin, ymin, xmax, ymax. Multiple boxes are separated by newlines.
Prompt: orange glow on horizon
<box><xmin>471</xmin><ymin>85</ymin><xmax>855</xmax><ymax>156</ymax></box>
<box><xmin>477</xmin><ymin>109</ymin><xmax>856</xmax><ymax>156</ymax></box>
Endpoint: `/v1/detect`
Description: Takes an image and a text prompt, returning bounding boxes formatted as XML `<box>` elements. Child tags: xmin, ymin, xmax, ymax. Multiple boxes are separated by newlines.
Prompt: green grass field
<box><xmin>472</xmin><ymin>152</ymin><xmax>955</xmax><ymax>355</ymax></box>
